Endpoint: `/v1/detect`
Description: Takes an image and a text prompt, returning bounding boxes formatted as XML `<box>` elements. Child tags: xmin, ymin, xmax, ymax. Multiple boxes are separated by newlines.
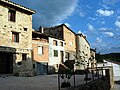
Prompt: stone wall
<box><xmin>0</xmin><ymin>1</ymin><xmax>34</xmax><ymax>76</ymax></box>
<box><xmin>66</xmin><ymin>68</ymin><xmax>114</xmax><ymax>90</ymax></box>
<box><xmin>69</xmin><ymin>79</ymin><xmax>110</xmax><ymax>90</ymax></box>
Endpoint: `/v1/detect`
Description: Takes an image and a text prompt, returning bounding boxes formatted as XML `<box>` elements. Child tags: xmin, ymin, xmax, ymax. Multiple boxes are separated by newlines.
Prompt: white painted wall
<box><xmin>48</xmin><ymin>37</ymin><xmax>65</xmax><ymax>66</ymax></box>
<box><xmin>104</xmin><ymin>60</ymin><xmax>120</xmax><ymax>81</ymax></box>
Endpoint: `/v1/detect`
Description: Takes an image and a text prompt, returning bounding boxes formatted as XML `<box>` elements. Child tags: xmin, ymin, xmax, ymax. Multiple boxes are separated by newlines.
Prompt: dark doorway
<box><xmin>60</xmin><ymin>51</ymin><xmax>64</xmax><ymax>63</ymax></box>
<box><xmin>37</xmin><ymin>62</ymin><xmax>48</xmax><ymax>75</ymax></box>
<box><xmin>0</xmin><ymin>52</ymin><xmax>13</xmax><ymax>74</ymax></box>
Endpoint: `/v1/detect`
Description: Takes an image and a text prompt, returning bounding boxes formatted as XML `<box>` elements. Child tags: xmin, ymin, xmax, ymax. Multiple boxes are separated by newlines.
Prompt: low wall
<box><xmin>65</xmin><ymin>68</ymin><xmax>114</xmax><ymax>90</ymax></box>
<box><xmin>67</xmin><ymin>78</ymin><xmax>110</xmax><ymax>90</ymax></box>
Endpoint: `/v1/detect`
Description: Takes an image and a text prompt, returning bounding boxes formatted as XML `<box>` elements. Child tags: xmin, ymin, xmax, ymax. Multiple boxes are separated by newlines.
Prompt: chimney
<box><xmin>83</xmin><ymin>35</ymin><xmax>86</xmax><ymax>39</ymax></box>
<box><xmin>39</xmin><ymin>26</ymin><xmax>44</xmax><ymax>33</ymax></box>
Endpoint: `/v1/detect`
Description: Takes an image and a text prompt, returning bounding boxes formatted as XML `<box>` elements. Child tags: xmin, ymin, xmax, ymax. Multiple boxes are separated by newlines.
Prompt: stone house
<box><xmin>48</xmin><ymin>36</ymin><xmax>65</xmax><ymax>73</ymax></box>
<box><xmin>32</xmin><ymin>31</ymin><xmax>49</xmax><ymax>75</ymax></box>
<box><xmin>75</xmin><ymin>34</ymin><xmax>91</xmax><ymax>70</ymax></box>
<box><xmin>32</xmin><ymin>30</ymin><xmax>65</xmax><ymax>74</ymax></box>
<box><xmin>90</xmin><ymin>48</ymin><xmax>96</xmax><ymax>68</ymax></box>
<box><xmin>0</xmin><ymin>0</ymin><xmax>35</xmax><ymax>76</ymax></box>
<box><xmin>41</xmin><ymin>24</ymin><xmax>76</xmax><ymax>61</ymax></box>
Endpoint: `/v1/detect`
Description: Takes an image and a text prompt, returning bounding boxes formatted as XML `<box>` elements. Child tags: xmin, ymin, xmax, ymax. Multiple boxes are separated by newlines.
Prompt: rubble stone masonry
<box><xmin>0</xmin><ymin>0</ymin><xmax>35</xmax><ymax>76</ymax></box>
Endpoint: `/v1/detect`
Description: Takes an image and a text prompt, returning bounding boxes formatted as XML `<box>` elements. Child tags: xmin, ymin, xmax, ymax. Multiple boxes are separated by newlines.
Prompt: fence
<box><xmin>58</xmin><ymin>66</ymin><xmax>114</xmax><ymax>90</ymax></box>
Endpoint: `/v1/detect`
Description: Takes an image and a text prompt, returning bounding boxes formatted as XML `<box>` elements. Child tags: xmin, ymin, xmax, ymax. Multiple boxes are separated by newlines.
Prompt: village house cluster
<box><xmin>0</xmin><ymin>0</ymin><xmax>96</xmax><ymax>76</ymax></box>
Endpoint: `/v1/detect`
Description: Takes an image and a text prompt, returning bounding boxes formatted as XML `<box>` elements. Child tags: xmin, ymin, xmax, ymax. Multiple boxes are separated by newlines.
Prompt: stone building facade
<box><xmin>75</xmin><ymin>34</ymin><xmax>91</xmax><ymax>70</ymax></box>
<box><xmin>90</xmin><ymin>48</ymin><xmax>96</xmax><ymax>68</ymax></box>
<box><xmin>0</xmin><ymin>0</ymin><xmax>35</xmax><ymax>76</ymax></box>
<box><xmin>32</xmin><ymin>30</ymin><xmax>65</xmax><ymax>74</ymax></box>
<box><xmin>32</xmin><ymin>31</ymin><xmax>49</xmax><ymax>75</ymax></box>
<box><xmin>42</xmin><ymin>24</ymin><xmax>76</xmax><ymax>61</ymax></box>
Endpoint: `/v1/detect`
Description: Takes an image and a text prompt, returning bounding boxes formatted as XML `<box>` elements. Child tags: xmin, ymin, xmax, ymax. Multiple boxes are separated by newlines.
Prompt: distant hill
<box><xmin>96</xmin><ymin>53</ymin><xmax>120</xmax><ymax>63</ymax></box>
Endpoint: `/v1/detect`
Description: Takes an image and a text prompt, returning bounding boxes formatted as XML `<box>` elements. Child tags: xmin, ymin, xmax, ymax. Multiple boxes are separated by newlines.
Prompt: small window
<box><xmin>12</xmin><ymin>32</ymin><xmax>19</xmax><ymax>42</ymax></box>
<box><xmin>17</xmin><ymin>62</ymin><xmax>22</xmax><ymax>65</ymax></box>
<box><xmin>38</xmin><ymin>46</ymin><xmax>43</xmax><ymax>55</ymax></box>
<box><xmin>24</xmin><ymin>28</ymin><xmax>27</xmax><ymax>31</ymax></box>
<box><xmin>8</xmin><ymin>9</ymin><xmax>16</xmax><ymax>22</ymax></box>
<box><xmin>53</xmin><ymin>40</ymin><xmax>57</xmax><ymax>46</ymax></box>
<box><xmin>54</xmin><ymin>50</ymin><xmax>58</xmax><ymax>57</ymax></box>
<box><xmin>65</xmin><ymin>52</ymin><xmax>69</xmax><ymax>60</ymax></box>
<box><xmin>33</xmin><ymin>64</ymin><xmax>35</xmax><ymax>69</ymax></box>
<box><xmin>60</xmin><ymin>41</ymin><xmax>63</xmax><ymax>46</ymax></box>
<box><xmin>22</xmin><ymin>54</ymin><xmax>27</xmax><ymax>60</ymax></box>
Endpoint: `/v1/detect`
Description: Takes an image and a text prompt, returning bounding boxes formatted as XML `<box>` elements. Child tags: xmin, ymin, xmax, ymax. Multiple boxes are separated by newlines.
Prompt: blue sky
<box><xmin>11</xmin><ymin>0</ymin><xmax>120</xmax><ymax>54</ymax></box>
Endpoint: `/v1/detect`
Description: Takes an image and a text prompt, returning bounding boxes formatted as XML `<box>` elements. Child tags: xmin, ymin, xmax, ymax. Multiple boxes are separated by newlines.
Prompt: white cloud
<box><xmin>96</xmin><ymin>37</ymin><xmax>102</xmax><ymax>43</ymax></box>
<box><xmin>11</xmin><ymin>0</ymin><xmax>78</xmax><ymax>29</ymax></box>
<box><xmin>103</xmin><ymin>32</ymin><xmax>114</xmax><ymax>37</ymax></box>
<box><xmin>79</xmin><ymin>11</ymin><xmax>85</xmax><ymax>17</ymax></box>
<box><xmin>87</xmin><ymin>24</ymin><xmax>95</xmax><ymax>31</ymax></box>
<box><xmin>87</xmin><ymin>17</ymin><xmax>96</xmax><ymax>20</ymax></box>
<box><xmin>99</xmin><ymin>27</ymin><xmax>107</xmax><ymax>31</ymax></box>
<box><xmin>78</xmin><ymin>30</ymin><xmax>82</xmax><ymax>34</ymax></box>
<box><xmin>65</xmin><ymin>23</ymin><xmax>71</xmax><ymax>27</ymax></box>
<box><xmin>102</xmin><ymin>0</ymin><xmax>119</xmax><ymax>5</ymax></box>
<box><xmin>117</xmin><ymin>16</ymin><xmax>120</xmax><ymax>20</ymax></box>
<box><xmin>96</xmin><ymin>9</ymin><xmax>114</xmax><ymax>16</ymax></box>
<box><xmin>101</xmin><ymin>21</ymin><xmax>105</xmax><ymax>24</ymax></box>
<box><xmin>115</xmin><ymin>17</ymin><xmax>120</xmax><ymax>28</ymax></box>
<box><xmin>115</xmin><ymin>21</ymin><xmax>120</xmax><ymax>28</ymax></box>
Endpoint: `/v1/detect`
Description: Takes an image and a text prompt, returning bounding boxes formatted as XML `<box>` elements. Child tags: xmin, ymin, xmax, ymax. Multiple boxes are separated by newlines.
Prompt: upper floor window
<box><xmin>8</xmin><ymin>9</ymin><xmax>16</xmax><ymax>22</ymax></box>
<box><xmin>53</xmin><ymin>40</ymin><xmax>58</xmax><ymax>46</ymax></box>
<box><xmin>38</xmin><ymin>46</ymin><xmax>43</xmax><ymax>55</ymax></box>
<box><xmin>22</xmin><ymin>54</ymin><xmax>27</xmax><ymax>60</ymax></box>
<box><xmin>54</xmin><ymin>50</ymin><xmax>58</xmax><ymax>57</ymax></box>
<box><xmin>60</xmin><ymin>41</ymin><xmax>63</xmax><ymax>46</ymax></box>
<box><xmin>24</xmin><ymin>28</ymin><xmax>28</xmax><ymax>31</ymax></box>
<box><xmin>12</xmin><ymin>32</ymin><xmax>19</xmax><ymax>43</ymax></box>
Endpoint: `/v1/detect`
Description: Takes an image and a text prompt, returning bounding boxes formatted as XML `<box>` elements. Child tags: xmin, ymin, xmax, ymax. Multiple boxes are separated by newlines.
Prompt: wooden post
<box><xmin>58</xmin><ymin>74</ymin><xmax>60</xmax><ymax>90</ymax></box>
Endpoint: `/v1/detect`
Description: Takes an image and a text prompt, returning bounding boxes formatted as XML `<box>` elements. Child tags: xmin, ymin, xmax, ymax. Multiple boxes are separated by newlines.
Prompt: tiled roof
<box><xmin>43</xmin><ymin>24</ymin><xmax>76</xmax><ymax>35</ymax></box>
<box><xmin>0</xmin><ymin>0</ymin><xmax>35</xmax><ymax>14</ymax></box>
<box><xmin>32</xmin><ymin>31</ymin><xmax>64</xmax><ymax>41</ymax></box>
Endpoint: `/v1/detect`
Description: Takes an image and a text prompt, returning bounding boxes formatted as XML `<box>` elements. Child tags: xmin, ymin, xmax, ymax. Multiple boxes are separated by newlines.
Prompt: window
<box><xmin>24</xmin><ymin>28</ymin><xmax>27</xmax><ymax>31</ymax></box>
<box><xmin>60</xmin><ymin>41</ymin><xmax>63</xmax><ymax>46</ymax></box>
<box><xmin>22</xmin><ymin>54</ymin><xmax>27</xmax><ymax>60</ymax></box>
<box><xmin>33</xmin><ymin>64</ymin><xmax>35</xmax><ymax>69</ymax></box>
<box><xmin>53</xmin><ymin>40</ymin><xmax>57</xmax><ymax>46</ymax></box>
<box><xmin>54</xmin><ymin>50</ymin><xmax>58</xmax><ymax>57</ymax></box>
<box><xmin>8</xmin><ymin>9</ymin><xmax>16</xmax><ymax>22</ymax></box>
<box><xmin>12</xmin><ymin>32</ymin><xmax>19</xmax><ymax>42</ymax></box>
<box><xmin>17</xmin><ymin>62</ymin><xmax>22</xmax><ymax>65</ymax></box>
<box><xmin>65</xmin><ymin>52</ymin><xmax>69</xmax><ymax>60</ymax></box>
<box><xmin>38</xmin><ymin>46</ymin><xmax>43</xmax><ymax>54</ymax></box>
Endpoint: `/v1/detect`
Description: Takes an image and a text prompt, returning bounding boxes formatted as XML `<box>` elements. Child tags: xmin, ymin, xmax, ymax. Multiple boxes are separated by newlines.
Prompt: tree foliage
<box><xmin>96</xmin><ymin>53</ymin><xmax>120</xmax><ymax>63</ymax></box>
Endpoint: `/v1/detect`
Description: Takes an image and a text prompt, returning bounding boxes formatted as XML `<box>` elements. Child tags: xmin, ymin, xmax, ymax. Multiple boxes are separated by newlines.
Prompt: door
<box><xmin>0</xmin><ymin>52</ymin><xmax>13</xmax><ymax>74</ymax></box>
<box><xmin>60</xmin><ymin>51</ymin><xmax>64</xmax><ymax>63</ymax></box>
<box><xmin>37</xmin><ymin>62</ymin><xmax>48</xmax><ymax>75</ymax></box>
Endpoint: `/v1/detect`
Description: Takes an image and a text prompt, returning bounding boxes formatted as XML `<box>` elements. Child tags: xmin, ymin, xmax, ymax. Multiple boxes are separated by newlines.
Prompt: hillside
<box><xmin>96</xmin><ymin>53</ymin><xmax>120</xmax><ymax>63</ymax></box>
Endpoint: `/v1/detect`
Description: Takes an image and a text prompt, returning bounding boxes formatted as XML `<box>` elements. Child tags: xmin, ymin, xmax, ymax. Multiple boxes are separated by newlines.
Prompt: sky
<box><xmin>11</xmin><ymin>0</ymin><xmax>120</xmax><ymax>54</ymax></box>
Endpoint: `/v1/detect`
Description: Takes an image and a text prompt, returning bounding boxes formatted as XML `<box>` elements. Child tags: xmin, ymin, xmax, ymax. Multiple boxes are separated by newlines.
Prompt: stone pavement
<box><xmin>0</xmin><ymin>74</ymin><xmax>88</xmax><ymax>90</ymax></box>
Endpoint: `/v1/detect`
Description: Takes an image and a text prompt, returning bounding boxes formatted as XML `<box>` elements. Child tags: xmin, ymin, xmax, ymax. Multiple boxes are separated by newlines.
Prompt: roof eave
<box><xmin>1</xmin><ymin>0</ymin><xmax>35</xmax><ymax>14</ymax></box>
